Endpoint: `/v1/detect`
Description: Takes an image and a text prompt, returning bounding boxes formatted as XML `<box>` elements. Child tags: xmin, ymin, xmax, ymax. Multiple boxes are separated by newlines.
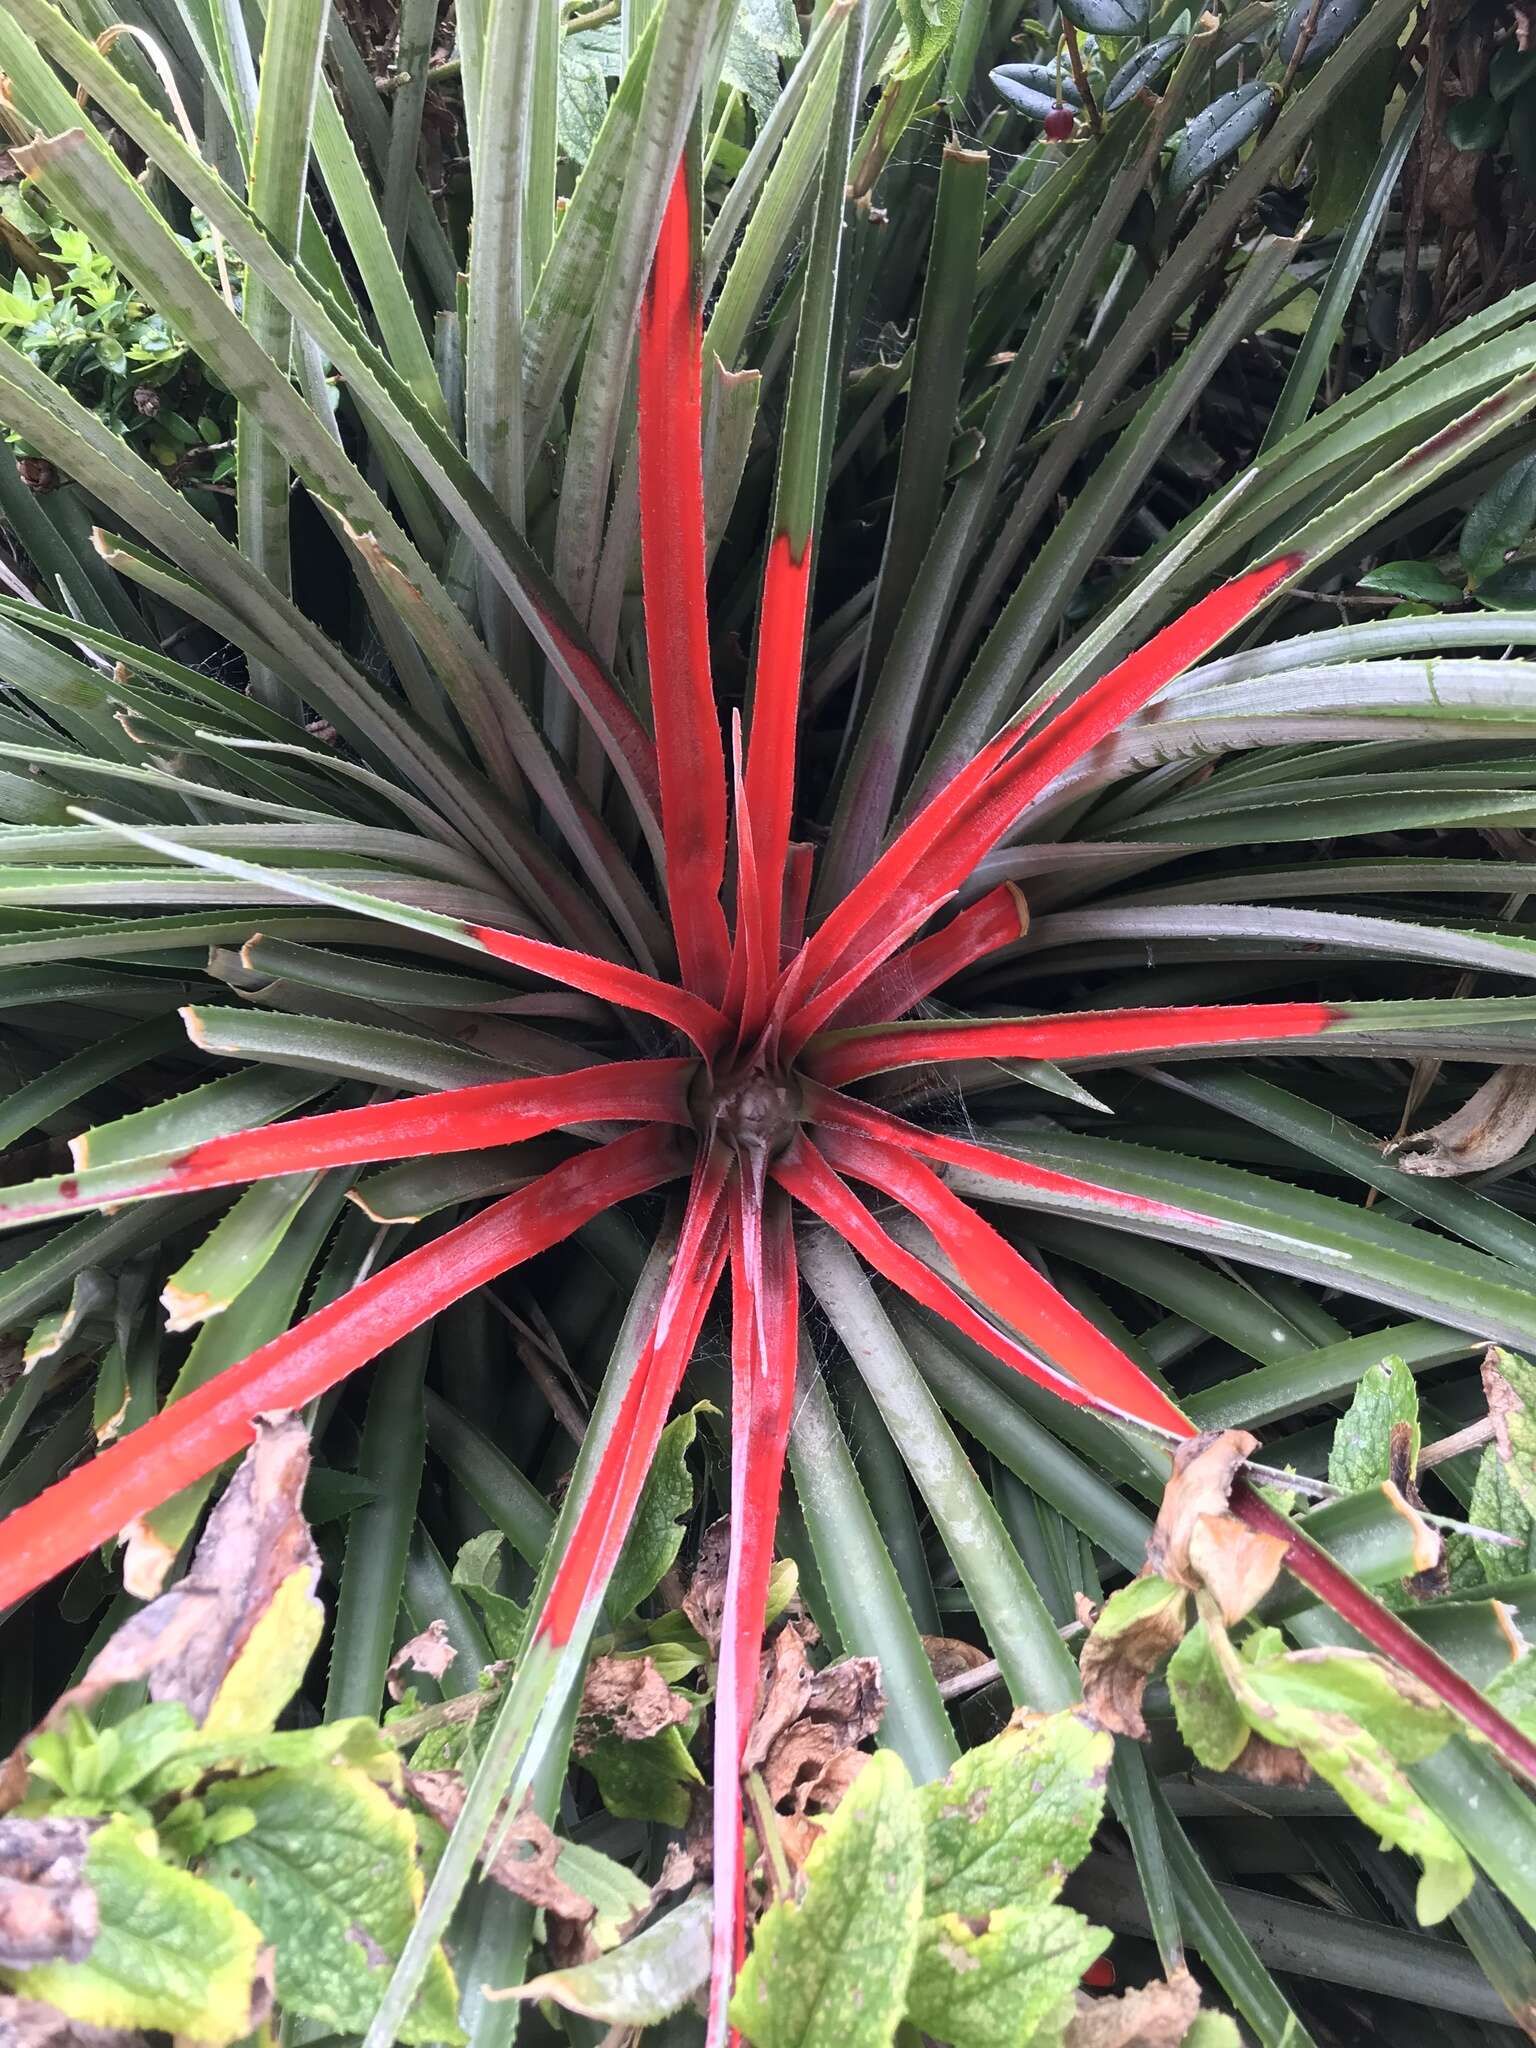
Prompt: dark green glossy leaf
<box><xmin>1168</xmin><ymin>84</ymin><xmax>1277</xmax><ymax>196</ymax></box>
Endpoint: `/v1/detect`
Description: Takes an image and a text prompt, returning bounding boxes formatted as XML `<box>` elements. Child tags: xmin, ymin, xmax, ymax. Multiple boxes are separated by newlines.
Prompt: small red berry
<box><xmin>1044</xmin><ymin>105</ymin><xmax>1076</xmax><ymax>140</ymax></box>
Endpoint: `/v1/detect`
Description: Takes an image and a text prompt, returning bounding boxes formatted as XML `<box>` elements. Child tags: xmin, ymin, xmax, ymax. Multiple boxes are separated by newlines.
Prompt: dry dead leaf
<box><xmin>1078</xmin><ymin>1584</ymin><xmax>1188</xmax><ymax>1741</ymax></box>
<box><xmin>406</xmin><ymin>1773</ymin><xmax>594</xmax><ymax>1927</ymax></box>
<box><xmin>1185</xmin><ymin>1513</ymin><xmax>1288</xmax><ymax>1627</ymax></box>
<box><xmin>1229</xmin><ymin>1734</ymin><xmax>1313</xmax><ymax>1788</ymax></box>
<box><xmin>1390</xmin><ymin>1067</ymin><xmax>1536</xmax><ymax>1177</ymax></box>
<box><xmin>921</xmin><ymin>1636</ymin><xmax>992</xmax><ymax>1685</ymax></box>
<box><xmin>742</xmin><ymin>1622</ymin><xmax>883</xmax><ymax>1816</ymax></box>
<box><xmin>1065</xmin><ymin>1966</ymin><xmax>1203</xmax><ymax>2048</ymax></box>
<box><xmin>386</xmin><ymin>1620</ymin><xmax>457</xmax><ymax>1701</ymax></box>
<box><xmin>0</xmin><ymin>1997</ymin><xmax>143</xmax><ymax>2048</ymax></box>
<box><xmin>682</xmin><ymin>1519</ymin><xmax>731</xmax><ymax>1653</ymax></box>
<box><xmin>1147</xmin><ymin>1431</ymin><xmax>1287</xmax><ymax>1625</ymax></box>
<box><xmin>1</xmin><ymin>1419</ymin><xmax>319</xmax><ymax>1812</ymax></box>
<box><xmin>0</xmin><ymin>1820</ymin><xmax>97</xmax><ymax>1968</ymax></box>
<box><xmin>573</xmin><ymin>1656</ymin><xmax>690</xmax><ymax>1754</ymax></box>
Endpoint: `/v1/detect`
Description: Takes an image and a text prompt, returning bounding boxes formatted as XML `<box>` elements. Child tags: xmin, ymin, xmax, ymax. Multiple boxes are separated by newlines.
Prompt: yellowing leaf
<box><xmin>202</xmin><ymin>1567</ymin><xmax>324</xmax><ymax>1740</ymax></box>
<box><xmin>204</xmin><ymin>1766</ymin><xmax>462</xmax><ymax>2043</ymax></box>
<box><xmin>1188</xmin><ymin>1607</ymin><xmax>1470</xmax><ymax>1924</ymax></box>
<box><xmin>5</xmin><ymin>1817</ymin><xmax>263</xmax><ymax>2045</ymax></box>
<box><xmin>906</xmin><ymin>1903</ymin><xmax>1108</xmax><ymax>2048</ymax></box>
<box><xmin>731</xmin><ymin>1750</ymin><xmax>923</xmax><ymax>2048</ymax></box>
<box><xmin>919</xmin><ymin>1709</ymin><xmax>1111</xmax><ymax>1917</ymax></box>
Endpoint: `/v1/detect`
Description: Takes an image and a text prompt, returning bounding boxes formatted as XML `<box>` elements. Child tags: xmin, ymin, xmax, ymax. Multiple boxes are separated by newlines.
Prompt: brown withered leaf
<box><xmin>572</xmin><ymin>1656</ymin><xmax>690</xmax><ymax>1755</ymax></box>
<box><xmin>1229</xmin><ymin>1734</ymin><xmax>1313</xmax><ymax>1788</ymax></box>
<box><xmin>0</xmin><ymin>1997</ymin><xmax>143</xmax><ymax>2048</ymax></box>
<box><xmin>1065</xmin><ymin>1967</ymin><xmax>1203</xmax><ymax>2048</ymax></box>
<box><xmin>406</xmin><ymin>1773</ymin><xmax>594</xmax><ymax>1926</ymax></box>
<box><xmin>1387</xmin><ymin>1424</ymin><xmax>1449</xmax><ymax>1599</ymax></box>
<box><xmin>743</xmin><ymin>1622</ymin><xmax>884</xmax><ymax>1816</ymax></box>
<box><xmin>921</xmin><ymin>1636</ymin><xmax>992</xmax><ymax>1685</ymax></box>
<box><xmin>386</xmin><ymin>1619</ymin><xmax>457</xmax><ymax>1701</ymax></box>
<box><xmin>1185</xmin><ymin>1513</ymin><xmax>1288</xmax><ymax>1627</ymax></box>
<box><xmin>1390</xmin><ymin>1067</ymin><xmax>1536</xmax><ymax>1178</ymax></box>
<box><xmin>1147</xmin><ymin>1431</ymin><xmax>1286</xmax><ymax>1625</ymax></box>
<box><xmin>1078</xmin><ymin>1582</ymin><xmax>1188</xmax><ymax>1741</ymax></box>
<box><xmin>682</xmin><ymin>1518</ymin><xmax>732</xmax><ymax>1653</ymax></box>
<box><xmin>1</xmin><ymin>1418</ymin><xmax>318</xmax><ymax>1813</ymax></box>
<box><xmin>0</xmin><ymin>1819</ymin><xmax>97</xmax><ymax>1967</ymax></box>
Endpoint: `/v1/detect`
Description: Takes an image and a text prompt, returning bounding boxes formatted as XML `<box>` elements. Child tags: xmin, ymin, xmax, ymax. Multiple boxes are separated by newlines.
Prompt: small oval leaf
<box><xmin>1278</xmin><ymin>0</ymin><xmax>1370</xmax><ymax>69</ymax></box>
<box><xmin>1168</xmin><ymin>82</ymin><xmax>1276</xmax><ymax>195</ymax></box>
<box><xmin>1445</xmin><ymin>94</ymin><xmax>1508</xmax><ymax>153</ymax></box>
<box><xmin>989</xmin><ymin>61</ymin><xmax>1082</xmax><ymax>119</ymax></box>
<box><xmin>1060</xmin><ymin>0</ymin><xmax>1148</xmax><ymax>36</ymax></box>
<box><xmin>1475</xmin><ymin>563</ymin><xmax>1536</xmax><ymax>611</ymax></box>
<box><xmin>1103</xmin><ymin>33</ymin><xmax>1182</xmax><ymax>110</ymax></box>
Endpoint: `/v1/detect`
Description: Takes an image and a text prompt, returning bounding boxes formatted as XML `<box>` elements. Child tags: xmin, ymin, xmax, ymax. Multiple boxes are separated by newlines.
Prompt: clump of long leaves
<box><xmin>6</xmin><ymin>0</ymin><xmax>1536</xmax><ymax>2040</ymax></box>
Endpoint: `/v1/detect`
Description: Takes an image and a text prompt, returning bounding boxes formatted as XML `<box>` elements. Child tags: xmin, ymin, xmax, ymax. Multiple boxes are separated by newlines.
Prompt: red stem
<box><xmin>1231</xmin><ymin>1481</ymin><xmax>1536</xmax><ymax>1787</ymax></box>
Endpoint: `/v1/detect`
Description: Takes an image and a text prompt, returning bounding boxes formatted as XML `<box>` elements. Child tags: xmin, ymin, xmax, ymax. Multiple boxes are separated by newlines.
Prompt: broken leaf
<box><xmin>744</xmin><ymin>1624</ymin><xmax>885</xmax><ymax>1817</ymax></box>
<box><xmin>407</xmin><ymin>1772</ymin><xmax>592</xmax><ymax>1925</ymax></box>
<box><xmin>922</xmin><ymin>1636</ymin><xmax>994</xmax><ymax>1685</ymax></box>
<box><xmin>682</xmin><ymin>1515</ymin><xmax>732</xmax><ymax>1653</ymax></box>
<box><xmin>1079</xmin><ymin>1579</ymin><xmax>1189</xmax><ymax>1740</ymax></box>
<box><xmin>575</xmin><ymin>1655</ymin><xmax>692</xmax><ymax>1750</ymax></box>
<box><xmin>730</xmin><ymin>1751</ymin><xmax>923</xmax><ymax>2048</ymax></box>
<box><xmin>1063</xmin><ymin>1966</ymin><xmax>1203</xmax><ymax>2048</ymax></box>
<box><xmin>489</xmin><ymin>1892</ymin><xmax>712</xmax><ymax>2025</ymax></box>
<box><xmin>386</xmin><ymin>1621</ymin><xmax>457</xmax><ymax>1702</ymax></box>
<box><xmin>2</xmin><ymin>1420</ymin><xmax>321</xmax><ymax>1813</ymax></box>
<box><xmin>1390</xmin><ymin>1067</ymin><xmax>1536</xmax><ymax>1177</ymax></box>
<box><xmin>1185</xmin><ymin>1513</ymin><xmax>1289</xmax><ymax>1628</ymax></box>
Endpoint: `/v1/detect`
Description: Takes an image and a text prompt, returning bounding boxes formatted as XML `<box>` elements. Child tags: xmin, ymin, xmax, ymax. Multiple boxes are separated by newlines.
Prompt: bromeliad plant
<box><xmin>8</xmin><ymin>0</ymin><xmax>1536</xmax><ymax>2038</ymax></box>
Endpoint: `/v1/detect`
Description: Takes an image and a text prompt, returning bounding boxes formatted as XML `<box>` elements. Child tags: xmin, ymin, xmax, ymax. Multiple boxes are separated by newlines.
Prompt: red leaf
<box><xmin>805</xmin><ymin>1000</ymin><xmax>1340</xmax><ymax>1088</ymax></box>
<box><xmin>466</xmin><ymin>923</ymin><xmax>728</xmax><ymax>1052</ymax></box>
<box><xmin>0</xmin><ymin>1128</ymin><xmax>688</xmax><ymax>1613</ymax></box>
<box><xmin>639</xmin><ymin>164</ymin><xmax>731</xmax><ymax>1002</ymax></box>
<box><xmin>0</xmin><ymin>1060</ymin><xmax>696</xmax><ymax>1223</ymax></box>
<box><xmin>816</xmin><ymin>1123</ymin><xmax>1192</xmax><ymax>1436</ymax></box>
<box><xmin>782</xmin><ymin>556</ymin><xmax>1302</xmax><ymax>1019</ymax></box>
<box><xmin>808</xmin><ymin>1085</ymin><xmax>1220</xmax><ymax>1232</ymax></box>
<box><xmin>741</xmin><ymin>534</ymin><xmax>813</xmax><ymax>979</ymax></box>
<box><xmin>828</xmin><ymin>884</ymin><xmax>1031</xmax><ymax>1030</ymax></box>
<box><xmin>537</xmin><ymin>1148</ymin><xmax>731</xmax><ymax>1647</ymax></box>
<box><xmin>774</xmin><ymin>1135</ymin><xmax>1107</xmax><ymax>1414</ymax></box>
<box><xmin>709</xmin><ymin>1184</ymin><xmax>798</xmax><ymax>2040</ymax></box>
<box><xmin>724</xmin><ymin>715</ymin><xmax>772</xmax><ymax>1046</ymax></box>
